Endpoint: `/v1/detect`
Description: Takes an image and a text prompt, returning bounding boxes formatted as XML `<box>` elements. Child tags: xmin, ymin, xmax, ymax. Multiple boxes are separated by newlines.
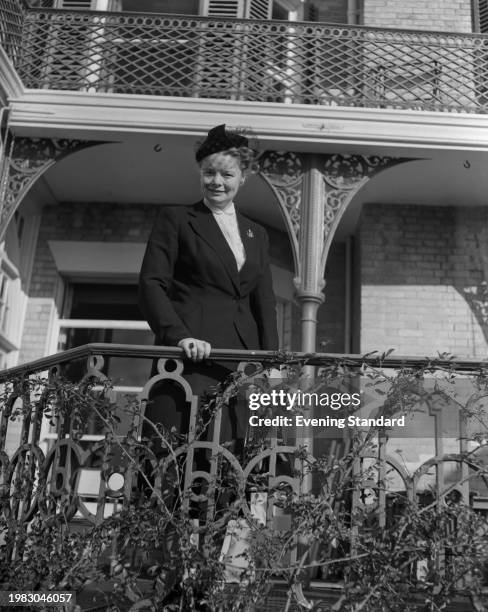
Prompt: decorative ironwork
<box><xmin>322</xmin><ymin>155</ymin><xmax>403</xmax><ymax>232</ymax></box>
<box><xmin>259</xmin><ymin>150</ymin><xmax>303</xmax><ymax>276</ymax></box>
<box><xmin>0</xmin><ymin>136</ymin><xmax>104</xmax><ymax>239</ymax></box>
<box><xmin>1</xmin><ymin>343</ymin><xmax>487</xmax><ymax>605</ymax></box>
<box><xmin>6</xmin><ymin>6</ymin><xmax>488</xmax><ymax>113</ymax></box>
<box><xmin>320</xmin><ymin>155</ymin><xmax>408</xmax><ymax>271</ymax></box>
<box><xmin>259</xmin><ymin>152</ymin><xmax>407</xmax><ymax>292</ymax></box>
<box><xmin>0</xmin><ymin>345</ymin><xmax>315</xmax><ymax>543</ymax></box>
<box><xmin>259</xmin><ymin>150</ymin><xmax>303</xmax><ymax>232</ymax></box>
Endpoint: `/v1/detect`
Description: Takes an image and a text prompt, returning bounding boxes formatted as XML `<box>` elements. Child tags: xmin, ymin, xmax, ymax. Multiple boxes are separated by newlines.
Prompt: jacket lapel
<box><xmin>188</xmin><ymin>201</ymin><xmax>240</xmax><ymax>293</ymax></box>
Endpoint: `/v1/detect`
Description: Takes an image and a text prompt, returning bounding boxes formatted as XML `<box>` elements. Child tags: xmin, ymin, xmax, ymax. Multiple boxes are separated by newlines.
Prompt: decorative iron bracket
<box><xmin>0</xmin><ymin>135</ymin><xmax>105</xmax><ymax>240</ymax></box>
<box><xmin>261</xmin><ymin>150</ymin><xmax>411</xmax><ymax>299</ymax></box>
<box><xmin>259</xmin><ymin>150</ymin><xmax>303</xmax><ymax>276</ymax></box>
<box><xmin>319</xmin><ymin>154</ymin><xmax>408</xmax><ymax>273</ymax></box>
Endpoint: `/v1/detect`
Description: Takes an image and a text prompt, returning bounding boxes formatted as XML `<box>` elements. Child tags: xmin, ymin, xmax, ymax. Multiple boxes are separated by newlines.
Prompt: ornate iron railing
<box><xmin>1</xmin><ymin>343</ymin><xmax>488</xmax><ymax>524</ymax></box>
<box><xmin>5</xmin><ymin>6</ymin><xmax>488</xmax><ymax>113</ymax></box>
<box><xmin>0</xmin><ymin>344</ymin><xmax>488</xmax><ymax>607</ymax></box>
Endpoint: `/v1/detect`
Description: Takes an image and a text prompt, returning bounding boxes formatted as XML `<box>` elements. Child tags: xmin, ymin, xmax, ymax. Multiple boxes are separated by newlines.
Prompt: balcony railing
<box><xmin>2</xmin><ymin>5</ymin><xmax>488</xmax><ymax>113</ymax></box>
<box><xmin>1</xmin><ymin>344</ymin><xmax>488</xmax><ymax>608</ymax></box>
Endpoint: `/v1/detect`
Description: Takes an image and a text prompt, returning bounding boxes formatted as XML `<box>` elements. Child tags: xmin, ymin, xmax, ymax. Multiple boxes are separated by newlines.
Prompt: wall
<box><xmin>19</xmin><ymin>202</ymin><xmax>159</xmax><ymax>364</ymax></box>
<box><xmin>360</xmin><ymin>203</ymin><xmax>487</xmax><ymax>358</ymax></box>
<box><xmin>363</xmin><ymin>0</ymin><xmax>473</xmax><ymax>32</ymax></box>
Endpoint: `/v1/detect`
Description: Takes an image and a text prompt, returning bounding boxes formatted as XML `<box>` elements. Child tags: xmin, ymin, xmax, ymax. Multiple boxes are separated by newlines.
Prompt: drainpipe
<box><xmin>347</xmin><ymin>0</ymin><xmax>359</xmax><ymax>24</ymax></box>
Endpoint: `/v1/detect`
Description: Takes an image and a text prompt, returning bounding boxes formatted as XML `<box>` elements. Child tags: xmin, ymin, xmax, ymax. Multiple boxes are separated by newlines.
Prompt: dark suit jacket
<box><xmin>138</xmin><ymin>201</ymin><xmax>279</xmax><ymax>351</ymax></box>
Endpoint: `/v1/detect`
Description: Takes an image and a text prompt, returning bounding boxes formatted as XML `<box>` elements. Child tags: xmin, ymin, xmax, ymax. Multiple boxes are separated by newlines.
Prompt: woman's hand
<box><xmin>177</xmin><ymin>338</ymin><xmax>212</xmax><ymax>362</ymax></box>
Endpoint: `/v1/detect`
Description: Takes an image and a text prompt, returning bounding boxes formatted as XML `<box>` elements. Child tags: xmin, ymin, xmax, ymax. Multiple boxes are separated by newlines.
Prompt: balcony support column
<box><xmin>295</xmin><ymin>154</ymin><xmax>409</xmax><ymax>351</ymax></box>
<box><xmin>260</xmin><ymin>151</ymin><xmax>409</xmax><ymax>354</ymax></box>
<box><xmin>285</xmin><ymin>152</ymin><xmax>409</xmax><ymax>492</ymax></box>
<box><xmin>296</xmin><ymin>155</ymin><xmax>326</xmax><ymax>353</ymax></box>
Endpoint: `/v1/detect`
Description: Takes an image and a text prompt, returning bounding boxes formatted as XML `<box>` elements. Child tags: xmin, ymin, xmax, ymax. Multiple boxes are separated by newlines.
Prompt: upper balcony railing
<box><xmin>3</xmin><ymin>4</ymin><xmax>488</xmax><ymax>113</ymax></box>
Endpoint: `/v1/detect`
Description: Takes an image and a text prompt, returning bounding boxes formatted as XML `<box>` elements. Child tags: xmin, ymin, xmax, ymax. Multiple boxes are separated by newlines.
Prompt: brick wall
<box><xmin>360</xmin><ymin>203</ymin><xmax>487</xmax><ymax>358</ymax></box>
<box><xmin>363</xmin><ymin>0</ymin><xmax>473</xmax><ymax>32</ymax></box>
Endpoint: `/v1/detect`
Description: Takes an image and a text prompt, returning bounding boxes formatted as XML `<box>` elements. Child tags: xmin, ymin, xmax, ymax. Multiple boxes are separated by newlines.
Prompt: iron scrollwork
<box><xmin>259</xmin><ymin>150</ymin><xmax>304</xmax><ymax>237</ymax></box>
<box><xmin>321</xmin><ymin>154</ymin><xmax>407</xmax><ymax>245</ymax></box>
<box><xmin>0</xmin><ymin>137</ymin><xmax>104</xmax><ymax>239</ymax></box>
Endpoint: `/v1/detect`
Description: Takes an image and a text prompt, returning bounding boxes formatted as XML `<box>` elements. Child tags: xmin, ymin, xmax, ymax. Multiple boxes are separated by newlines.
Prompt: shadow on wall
<box><xmin>456</xmin><ymin>207</ymin><xmax>488</xmax><ymax>348</ymax></box>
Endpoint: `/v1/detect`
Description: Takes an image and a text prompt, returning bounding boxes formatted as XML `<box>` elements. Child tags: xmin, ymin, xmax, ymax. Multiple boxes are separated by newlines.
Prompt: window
<box><xmin>0</xmin><ymin>251</ymin><xmax>21</xmax><ymax>356</ymax></box>
<box><xmin>54</xmin><ymin>0</ymin><xmax>94</xmax><ymax>8</ymax></box>
<box><xmin>474</xmin><ymin>0</ymin><xmax>488</xmax><ymax>32</ymax></box>
<box><xmin>54</xmin><ymin>0</ymin><xmax>122</xmax><ymax>10</ymax></box>
<box><xmin>59</xmin><ymin>283</ymin><xmax>153</xmax><ymax>385</ymax></box>
<box><xmin>199</xmin><ymin>0</ymin><xmax>272</xmax><ymax>18</ymax></box>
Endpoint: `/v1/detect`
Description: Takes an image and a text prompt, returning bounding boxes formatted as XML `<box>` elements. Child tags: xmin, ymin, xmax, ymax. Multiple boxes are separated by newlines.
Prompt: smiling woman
<box><xmin>138</xmin><ymin>124</ymin><xmax>279</xmax><ymax>444</ymax></box>
<box><xmin>138</xmin><ymin>124</ymin><xmax>279</xmax><ymax>359</ymax></box>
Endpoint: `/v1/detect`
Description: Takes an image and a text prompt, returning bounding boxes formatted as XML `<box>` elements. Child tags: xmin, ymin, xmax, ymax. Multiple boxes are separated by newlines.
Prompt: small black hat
<box><xmin>195</xmin><ymin>124</ymin><xmax>249</xmax><ymax>162</ymax></box>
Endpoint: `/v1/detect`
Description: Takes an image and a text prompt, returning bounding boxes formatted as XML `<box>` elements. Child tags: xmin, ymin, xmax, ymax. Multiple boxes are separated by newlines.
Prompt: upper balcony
<box><xmin>2</xmin><ymin>2</ymin><xmax>488</xmax><ymax>115</ymax></box>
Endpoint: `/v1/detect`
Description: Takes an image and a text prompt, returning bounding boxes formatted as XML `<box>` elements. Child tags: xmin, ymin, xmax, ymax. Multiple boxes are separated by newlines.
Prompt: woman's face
<box><xmin>199</xmin><ymin>152</ymin><xmax>244</xmax><ymax>209</ymax></box>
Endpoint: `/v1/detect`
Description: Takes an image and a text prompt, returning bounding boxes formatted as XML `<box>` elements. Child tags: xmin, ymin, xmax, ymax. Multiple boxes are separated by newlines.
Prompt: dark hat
<box><xmin>195</xmin><ymin>124</ymin><xmax>249</xmax><ymax>162</ymax></box>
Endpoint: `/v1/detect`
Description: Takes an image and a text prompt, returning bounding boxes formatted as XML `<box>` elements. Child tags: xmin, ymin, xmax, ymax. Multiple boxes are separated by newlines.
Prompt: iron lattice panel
<box><xmin>12</xmin><ymin>8</ymin><xmax>488</xmax><ymax>112</ymax></box>
<box><xmin>0</xmin><ymin>0</ymin><xmax>26</xmax><ymax>64</ymax></box>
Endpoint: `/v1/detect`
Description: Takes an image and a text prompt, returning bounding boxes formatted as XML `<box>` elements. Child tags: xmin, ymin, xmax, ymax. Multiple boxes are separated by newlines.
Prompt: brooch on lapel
<box><xmin>246</xmin><ymin>229</ymin><xmax>254</xmax><ymax>238</ymax></box>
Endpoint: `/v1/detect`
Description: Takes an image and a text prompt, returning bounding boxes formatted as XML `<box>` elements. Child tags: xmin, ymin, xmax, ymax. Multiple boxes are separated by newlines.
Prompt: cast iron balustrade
<box><xmin>2</xmin><ymin>4</ymin><xmax>488</xmax><ymax>113</ymax></box>
<box><xmin>0</xmin><ymin>343</ymin><xmax>488</xmax><ymax>607</ymax></box>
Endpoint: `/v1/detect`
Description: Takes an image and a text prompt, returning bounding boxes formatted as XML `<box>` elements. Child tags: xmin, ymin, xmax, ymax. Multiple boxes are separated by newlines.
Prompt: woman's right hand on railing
<box><xmin>177</xmin><ymin>338</ymin><xmax>212</xmax><ymax>362</ymax></box>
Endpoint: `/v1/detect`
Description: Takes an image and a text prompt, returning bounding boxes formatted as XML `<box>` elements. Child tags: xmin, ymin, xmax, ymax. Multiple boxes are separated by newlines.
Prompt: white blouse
<box><xmin>204</xmin><ymin>201</ymin><xmax>246</xmax><ymax>271</ymax></box>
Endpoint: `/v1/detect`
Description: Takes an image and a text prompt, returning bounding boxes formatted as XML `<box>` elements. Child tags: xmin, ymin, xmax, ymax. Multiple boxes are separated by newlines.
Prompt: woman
<box><xmin>139</xmin><ymin>124</ymin><xmax>278</xmax><ymax>358</ymax></box>
<box><xmin>138</xmin><ymin>124</ymin><xmax>278</xmax><ymax>442</ymax></box>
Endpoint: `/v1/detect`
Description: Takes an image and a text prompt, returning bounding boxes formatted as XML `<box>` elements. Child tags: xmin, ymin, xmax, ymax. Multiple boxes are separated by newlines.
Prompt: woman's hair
<box><xmin>212</xmin><ymin>146</ymin><xmax>260</xmax><ymax>176</ymax></box>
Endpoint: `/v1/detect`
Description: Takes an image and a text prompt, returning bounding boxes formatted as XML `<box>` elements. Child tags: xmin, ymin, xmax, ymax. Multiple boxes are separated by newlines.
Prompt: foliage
<box><xmin>0</xmin><ymin>354</ymin><xmax>488</xmax><ymax>611</ymax></box>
